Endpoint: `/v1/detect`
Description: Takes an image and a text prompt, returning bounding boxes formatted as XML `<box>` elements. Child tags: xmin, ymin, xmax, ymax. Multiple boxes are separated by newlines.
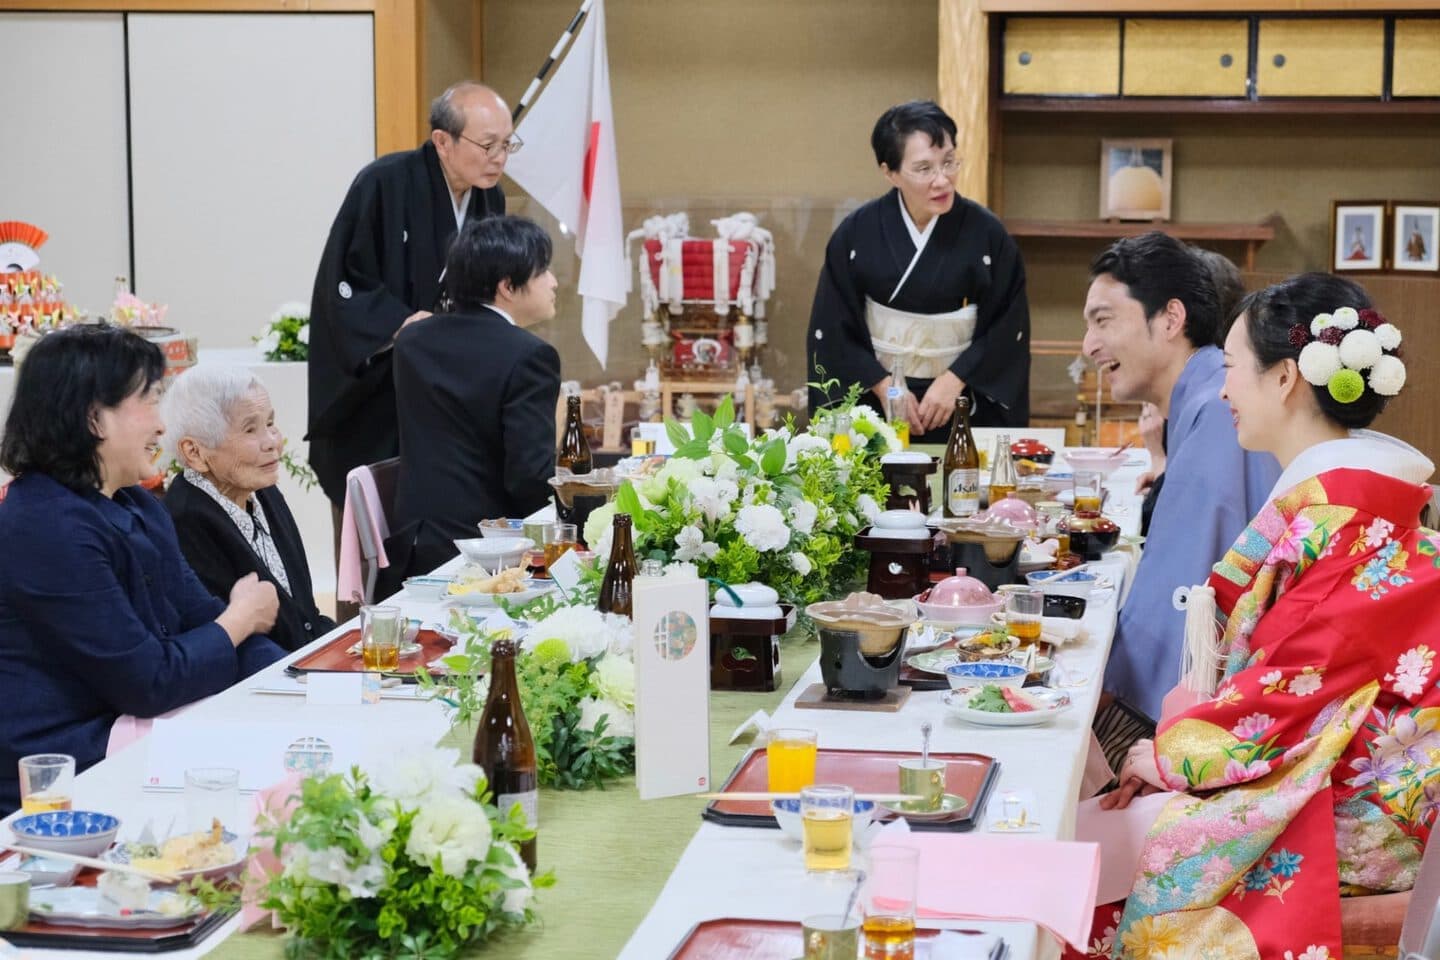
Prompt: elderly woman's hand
<box><xmin>216</xmin><ymin>573</ymin><xmax>279</xmax><ymax>645</ymax></box>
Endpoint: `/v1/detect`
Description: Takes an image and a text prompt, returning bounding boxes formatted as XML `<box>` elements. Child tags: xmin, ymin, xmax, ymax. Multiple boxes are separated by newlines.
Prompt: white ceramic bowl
<box><xmin>403</xmin><ymin>576</ymin><xmax>453</xmax><ymax>602</ymax></box>
<box><xmin>1062</xmin><ymin>448</ymin><xmax>1128</xmax><ymax>478</ymax></box>
<box><xmin>11</xmin><ymin>811</ymin><xmax>121</xmax><ymax>858</ymax></box>
<box><xmin>1025</xmin><ymin>568</ymin><xmax>1099</xmax><ymax>599</ymax></box>
<box><xmin>770</xmin><ymin>798</ymin><xmax>875</xmax><ymax>845</ymax></box>
<box><xmin>453</xmin><ymin>537</ymin><xmax>533</xmax><ymax>569</ymax></box>
<box><xmin>914</xmin><ymin>596</ymin><xmax>1004</xmax><ymax>627</ymax></box>
<box><xmin>478</xmin><ymin>518</ymin><xmax>526</xmax><ymax>539</ymax></box>
<box><xmin>944</xmin><ymin>661</ymin><xmax>1027</xmax><ymax>691</ymax></box>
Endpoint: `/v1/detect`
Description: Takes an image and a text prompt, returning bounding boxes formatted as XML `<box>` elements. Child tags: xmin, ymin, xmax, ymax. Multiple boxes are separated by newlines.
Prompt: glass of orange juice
<box><xmin>19</xmin><ymin>754</ymin><xmax>75</xmax><ymax>813</ymax></box>
<box><xmin>766</xmin><ymin>728</ymin><xmax>818</xmax><ymax>793</ymax></box>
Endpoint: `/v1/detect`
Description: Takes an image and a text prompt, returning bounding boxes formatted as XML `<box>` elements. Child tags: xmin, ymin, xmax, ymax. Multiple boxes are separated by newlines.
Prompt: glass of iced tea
<box><xmin>862</xmin><ymin>846</ymin><xmax>919</xmax><ymax>959</ymax></box>
<box><xmin>629</xmin><ymin>426</ymin><xmax>657</xmax><ymax>457</ymax></box>
<box><xmin>361</xmin><ymin>605</ymin><xmax>401</xmax><ymax>671</ymax></box>
<box><xmin>18</xmin><ymin>754</ymin><xmax>74</xmax><ymax>813</ymax></box>
<box><xmin>801</xmin><ymin>784</ymin><xmax>853</xmax><ymax>873</ymax></box>
<box><xmin>1073</xmin><ymin>471</ymin><xmax>1104</xmax><ymax>514</ymax></box>
<box><xmin>766</xmin><ymin>728</ymin><xmax>818</xmax><ymax>792</ymax></box>
<box><xmin>1005</xmin><ymin>587</ymin><xmax>1044</xmax><ymax>647</ymax></box>
<box><xmin>543</xmin><ymin>522</ymin><xmax>578</xmax><ymax>570</ymax></box>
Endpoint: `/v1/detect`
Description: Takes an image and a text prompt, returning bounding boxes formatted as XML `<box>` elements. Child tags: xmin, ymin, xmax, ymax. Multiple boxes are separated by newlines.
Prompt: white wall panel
<box><xmin>127</xmin><ymin>13</ymin><xmax>375</xmax><ymax>348</ymax></box>
<box><xmin>0</xmin><ymin>13</ymin><xmax>130</xmax><ymax>318</ymax></box>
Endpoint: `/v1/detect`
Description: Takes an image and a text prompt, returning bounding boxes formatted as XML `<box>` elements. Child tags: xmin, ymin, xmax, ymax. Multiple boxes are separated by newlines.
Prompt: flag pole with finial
<box><xmin>511</xmin><ymin>0</ymin><xmax>595</xmax><ymax>124</ymax></box>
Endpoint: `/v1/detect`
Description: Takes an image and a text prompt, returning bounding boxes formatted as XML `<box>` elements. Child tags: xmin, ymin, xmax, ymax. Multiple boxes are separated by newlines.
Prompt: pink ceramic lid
<box><xmin>927</xmin><ymin>568</ymin><xmax>994</xmax><ymax>607</ymax></box>
<box><xmin>983</xmin><ymin>497</ymin><xmax>1037</xmax><ymax>526</ymax></box>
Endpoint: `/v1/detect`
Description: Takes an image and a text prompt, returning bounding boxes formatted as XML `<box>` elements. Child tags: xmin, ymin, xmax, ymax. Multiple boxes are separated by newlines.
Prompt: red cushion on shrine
<box><xmin>1340</xmin><ymin>890</ymin><xmax>1409</xmax><ymax>948</ymax></box>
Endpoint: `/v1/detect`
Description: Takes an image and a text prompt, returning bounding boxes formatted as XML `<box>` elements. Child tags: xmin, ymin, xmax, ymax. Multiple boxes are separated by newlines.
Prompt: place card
<box><xmin>547</xmin><ymin>547</ymin><xmax>583</xmax><ymax>595</ymax></box>
<box><xmin>306</xmin><ymin>672</ymin><xmax>364</xmax><ymax>705</ymax></box>
<box><xmin>633</xmin><ymin>566</ymin><xmax>711</xmax><ymax>799</ymax></box>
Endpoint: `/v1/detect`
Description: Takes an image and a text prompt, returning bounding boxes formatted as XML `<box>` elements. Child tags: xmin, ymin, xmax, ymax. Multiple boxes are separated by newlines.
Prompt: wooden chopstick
<box><xmin>695</xmin><ymin>792</ymin><xmax>925</xmax><ymax>803</ymax></box>
<box><xmin>3</xmin><ymin>842</ymin><xmax>181</xmax><ymax>883</ymax></box>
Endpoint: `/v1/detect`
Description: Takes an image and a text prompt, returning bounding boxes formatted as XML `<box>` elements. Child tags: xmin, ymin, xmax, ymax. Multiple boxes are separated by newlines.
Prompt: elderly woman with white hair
<box><xmin>162</xmin><ymin>366</ymin><xmax>334</xmax><ymax>651</ymax></box>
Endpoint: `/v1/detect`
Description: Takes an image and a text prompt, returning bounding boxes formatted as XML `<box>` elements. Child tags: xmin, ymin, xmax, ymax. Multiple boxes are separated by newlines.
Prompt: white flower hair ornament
<box><xmin>1291</xmin><ymin>307</ymin><xmax>1404</xmax><ymax>403</ymax></box>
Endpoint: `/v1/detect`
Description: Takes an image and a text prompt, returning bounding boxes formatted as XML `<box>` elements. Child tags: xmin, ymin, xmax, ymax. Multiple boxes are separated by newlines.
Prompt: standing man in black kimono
<box><xmin>807</xmin><ymin>100</ymin><xmax>1030</xmax><ymax>438</ymax></box>
<box><xmin>306</xmin><ymin>81</ymin><xmax>518</xmax><ymax>524</ymax></box>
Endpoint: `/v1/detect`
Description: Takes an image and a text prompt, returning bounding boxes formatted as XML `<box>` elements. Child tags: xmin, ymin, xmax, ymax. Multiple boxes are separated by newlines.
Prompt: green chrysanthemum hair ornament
<box><xmin>1327</xmin><ymin>368</ymin><xmax>1365</xmax><ymax>404</ymax></box>
<box><xmin>1294</xmin><ymin>306</ymin><xmax>1405</xmax><ymax>404</ymax></box>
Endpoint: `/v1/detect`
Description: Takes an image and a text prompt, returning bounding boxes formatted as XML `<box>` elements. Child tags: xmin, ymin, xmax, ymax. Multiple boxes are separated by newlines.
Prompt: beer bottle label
<box><xmin>947</xmin><ymin>469</ymin><xmax>980</xmax><ymax>516</ymax></box>
<box><xmin>497</xmin><ymin>789</ymin><xmax>539</xmax><ymax>830</ymax></box>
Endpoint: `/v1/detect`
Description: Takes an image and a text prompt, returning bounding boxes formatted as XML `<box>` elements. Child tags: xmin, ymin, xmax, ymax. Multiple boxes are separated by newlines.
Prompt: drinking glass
<box><xmin>1005</xmin><ymin>587</ymin><xmax>1044</xmax><ymax>647</ymax></box>
<box><xmin>862</xmin><ymin>846</ymin><xmax>920</xmax><ymax>959</ymax></box>
<box><xmin>1073</xmin><ymin>470</ymin><xmax>1103</xmax><ymax>514</ymax></box>
<box><xmin>0</xmin><ymin>872</ymin><xmax>28</xmax><ymax>931</ymax></box>
<box><xmin>803</xmin><ymin>913</ymin><xmax>862</xmax><ymax>960</ymax></box>
<box><xmin>766</xmin><ymin>728</ymin><xmax>818</xmax><ymax>793</ymax></box>
<box><xmin>629</xmin><ymin>426</ymin><xmax>656</xmax><ymax>457</ymax></box>
<box><xmin>801</xmin><ymin>784</ymin><xmax>853</xmax><ymax>872</ymax></box>
<box><xmin>184</xmin><ymin>766</ymin><xmax>240</xmax><ymax>833</ymax></box>
<box><xmin>361</xmin><ymin>604</ymin><xmax>401</xmax><ymax>671</ymax></box>
<box><xmin>18</xmin><ymin>754</ymin><xmax>74</xmax><ymax>813</ymax></box>
<box><xmin>543</xmin><ymin>522</ymin><xmax>578</xmax><ymax>571</ymax></box>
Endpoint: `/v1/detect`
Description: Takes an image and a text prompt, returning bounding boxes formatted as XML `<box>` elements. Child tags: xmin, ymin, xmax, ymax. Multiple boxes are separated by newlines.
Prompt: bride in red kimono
<box><xmin>1073</xmin><ymin>273</ymin><xmax>1438</xmax><ymax>959</ymax></box>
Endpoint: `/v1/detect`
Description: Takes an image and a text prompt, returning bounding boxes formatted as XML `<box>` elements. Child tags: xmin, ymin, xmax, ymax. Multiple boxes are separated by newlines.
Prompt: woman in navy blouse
<box><xmin>0</xmin><ymin>325</ymin><xmax>285</xmax><ymax>815</ymax></box>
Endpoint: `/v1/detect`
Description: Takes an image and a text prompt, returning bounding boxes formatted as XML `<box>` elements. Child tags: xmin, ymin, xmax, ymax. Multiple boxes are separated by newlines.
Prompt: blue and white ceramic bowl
<box><xmin>770</xmin><ymin>798</ymin><xmax>875</xmax><ymax>845</ymax></box>
<box><xmin>945</xmin><ymin>661</ymin><xmax>1028</xmax><ymax>691</ymax></box>
<box><xmin>403</xmin><ymin>576</ymin><xmax>453</xmax><ymax>602</ymax></box>
<box><xmin>478</xmin><ymin>518</ymin><xmax>525</xmax><ymax>539</ymax></box>
<box><xmin>11</xmin><ymin>810</ymin><xmax>121</xmax><ymax>857</ymax></box>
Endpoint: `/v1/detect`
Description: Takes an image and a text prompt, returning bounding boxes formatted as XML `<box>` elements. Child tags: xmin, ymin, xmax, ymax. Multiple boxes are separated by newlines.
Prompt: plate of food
<box><xmin>30</xmin><ymin>884</ymin><xmax>203</xmax><ymax>929</ymax></box>
<box><xmin>446</xmin><ymin>566</ymin><xmax>553</xmax><ymax>607</ymax></box>
<box><xmin>104</xmin><ymin>820</ymin><xmax>246</xmax><ymax>883</ymax></box>
<box><xmin>942</xmin><ymin>684</ymin><xmax>1071</xmax><ymax>727</ymax></box>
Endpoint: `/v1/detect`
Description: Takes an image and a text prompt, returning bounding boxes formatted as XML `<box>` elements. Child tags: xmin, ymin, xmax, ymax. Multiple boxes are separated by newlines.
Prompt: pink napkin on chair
<box><xmin>337</xmin><ymin>465</ymin><xmax>391</xmax><ymax>603</ymax></box>
<box><xmin>239</xmin><ymin>772</ymin><xmax>304</xmax><ymax>931</ymax></box>
<box><xmin>873</xmin><ymin>832</ymin><xmax>1101</xmax><ymax>950</ymax></box>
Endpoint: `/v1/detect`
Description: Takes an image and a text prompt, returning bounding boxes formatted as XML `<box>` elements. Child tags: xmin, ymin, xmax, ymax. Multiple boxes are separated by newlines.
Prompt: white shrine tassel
<box><xmin>1177</xmin><ymin>584</ymin><xmax>1221</xmax><ymax>697</ymax></box>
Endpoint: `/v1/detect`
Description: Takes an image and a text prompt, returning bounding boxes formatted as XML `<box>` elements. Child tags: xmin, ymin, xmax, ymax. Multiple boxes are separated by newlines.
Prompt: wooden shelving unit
<box><xmin>1004</xmin><ymin>215</ymin><xmax>1280</xmax><ymax>269</ymax></box>
<box><xmin>1000</xmin><ymin>97</ymin><xmax>1440</xmax><ymax>115</ymax></box>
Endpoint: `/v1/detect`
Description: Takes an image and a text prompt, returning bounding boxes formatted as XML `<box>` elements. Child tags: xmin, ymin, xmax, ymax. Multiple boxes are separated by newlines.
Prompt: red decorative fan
<box><xmin>0</xmin><ymin>221</ymin><xmax>48</xmax><ymax>272</ymax></box>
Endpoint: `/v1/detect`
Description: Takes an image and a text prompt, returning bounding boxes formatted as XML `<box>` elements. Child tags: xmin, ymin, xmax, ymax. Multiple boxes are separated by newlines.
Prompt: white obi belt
<box><xmin>865</xmin><ymin>297</ymin><xmax>978</xmax><ymax>381</ymax></box>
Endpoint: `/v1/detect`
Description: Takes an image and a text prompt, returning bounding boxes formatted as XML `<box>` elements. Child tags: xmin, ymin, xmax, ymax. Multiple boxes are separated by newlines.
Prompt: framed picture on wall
<box><xmin>1099</xmin><ymin>138</ymin><xmax>1172</xmax><ymax>221</ymax></box>
<box><xmin>1391</xmin><ymin>202</ymin><xmax>1440</xmax><ymax>273</ymax></box>
<box><xmin>1331</xmin><ymin>201</ymin><xmax>1386</xmax><ymax>272</ymax></box>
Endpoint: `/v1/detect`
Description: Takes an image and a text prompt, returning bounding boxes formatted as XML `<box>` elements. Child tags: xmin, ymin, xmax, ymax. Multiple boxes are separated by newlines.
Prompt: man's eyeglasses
<box><xmin>899</xmin><ymin>158</ymin><xmax>959</xmax><ymax>183</ymax></box>
<box><xmin>456</xmin><ymin>132</ymin><xmax>524</xmax><ymax>159</ymax></box>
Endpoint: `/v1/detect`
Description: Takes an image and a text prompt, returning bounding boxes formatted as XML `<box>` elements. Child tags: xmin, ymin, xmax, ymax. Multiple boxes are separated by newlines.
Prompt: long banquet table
<box><xmin>2</xmin><ymin>452</ymin><xmax>1149</xmax><ymax>960</ymax></box>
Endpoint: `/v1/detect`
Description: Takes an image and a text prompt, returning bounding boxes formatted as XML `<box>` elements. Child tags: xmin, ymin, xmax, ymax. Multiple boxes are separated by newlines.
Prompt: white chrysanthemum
<box><xmin>1309</xmin><ymin>312</ymin><xmax>1334</xmax><ymax>337</ymax></box>
<box><xmin>257</xmin><ymin>331</ymin><xmax>281</xmax><ymax>354</ymax></box>
<box><xmin>527</xmin><ymin>605</ymin><xmax>610</xmax><ymax>661</ymax></box>
<box><xmin>673</xmin><ymin>524</ymin><xmax>706</xmax><ymax>561</ymax></box>
<box><xmin>790</xmin><ymin>551</ymin><xmax>813</xmax><ymax>576</ymax></box>
<box><xmin>576</xmin><ymin>695</ymin><xmax>635</xmax><ymax>739</ymax></box>
<box><xmin>787</xmin><ymin>433</ymin><xmax>831</xmax><ymax>467</ymax></box>
<box><xmin>296</xmin><ymin>323</ymin><xmax>310</xmax><ymax>345</ymax></box>
<box><xmin>1339</xmin><ymin>329</ymin><xmax>1382</xmax><ymax>371</ymax></box>
<box><xmin>406</xmin><ymin>793</ymin><xmax>493</xmax><ymax>877</ymax></box>
<box><xmin>590</xmin><ymin>653</ymin><xmax>635</xmax><ymax>710</ymax></box>
<box><xmin>856</xmin><ymin>493</ymin><xmax>882</xmax><ymax>524</ymax></box>
<box><xmin>583</xmin><ymin>503</ymin><xmax>617</xmax><ymax>554</ymax></box>
<box><xmin>663</xmin><ymin>560</ymin><xmax>699</xmax><ymax>579</ymax></box>
<box><xmin>657</xmin><ymin>457</ymin><xmax>702</xmax><ymax>486</ymax></box>
<box><xmin>788</xmin><ymin>500</ymin><xmax>818</xmax><ymax>536</ymax></box>
<box><xmin>1297</xmin><ymin>341</ymin><xmax>1342</xmax><ymax>387</ymax></box>
<box><xmin>735</xmin><ymin>503</ymin><xmax>790</xmax><ymax>552</ymax></box>
<box><xmin>491</xmin><ymin>842</ymin><xmax>534</xmax><ymax>915</ymax></box>
<box><xmin>370</xmin><ymin>747</ymin><xmax>486</xmax><ymax>806</ymax></box>
<box><xmin>284</xmin><ymin>844</ymin><xmax>386</xmax><ymax>898</ymax></box>
<box><xmin>270</xmin><ymin>301</ymin><xmax>310</xmax><ymax>323</ymax></box>
<box><xmin>1332</xmin><ymin>306</ymin><xmax>1359</xmax><ymax>330</ymax></box>
<box><xmin>1368</xmin><ymin>355</ymin><xmax>1406</xmax><ymax>397</ymax></box>
<box><xmin>1375</xmin><ymin>323</ymin><xmax>1402</xmax><ymax>351</ymax></box>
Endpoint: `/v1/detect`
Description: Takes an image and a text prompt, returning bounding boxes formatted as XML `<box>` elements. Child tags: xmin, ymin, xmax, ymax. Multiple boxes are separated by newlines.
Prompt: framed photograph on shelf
<box><xmin>1391</xmin><ymin>202</ymin><xmax>1439</xmax><ymax>273</ymax></box>
<box><xmin>1331</xmin><ymin>201</ymin><xmax>1386</xmax><ymax>272</ymax></box>
<box><xmin>1099</xmin><ymin>138</ymin><xmax>1172</xmax><ymax>221</ymax></box>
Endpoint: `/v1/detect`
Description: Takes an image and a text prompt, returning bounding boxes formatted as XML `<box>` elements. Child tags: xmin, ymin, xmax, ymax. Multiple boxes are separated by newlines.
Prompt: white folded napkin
<box><xmin>927</xmin><ymin>930</ymin><xmax>1002</xmax><ymax>959</ymax></box>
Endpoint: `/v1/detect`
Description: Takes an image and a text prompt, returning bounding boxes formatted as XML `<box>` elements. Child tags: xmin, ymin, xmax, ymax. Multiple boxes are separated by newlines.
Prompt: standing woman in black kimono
<box><xmin>807</xmin><ymin>100</ymin><xmax>1031</xmax><ymax>438</ymax></box>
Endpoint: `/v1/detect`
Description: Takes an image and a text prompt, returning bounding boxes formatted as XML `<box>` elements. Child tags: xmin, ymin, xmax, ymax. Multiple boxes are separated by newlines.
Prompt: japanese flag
<box><xmin>505</xmin><ymin>0</ymin><xmax>624</xmax><ymax>368</ymax></box>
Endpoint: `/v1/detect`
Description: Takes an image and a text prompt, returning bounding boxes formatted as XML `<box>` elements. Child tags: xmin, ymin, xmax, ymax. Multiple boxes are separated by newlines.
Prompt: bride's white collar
<box><xmin>1267</xmin><ymin>429</ymin><xmax>1435</xmax><ymax>503</ymax></box>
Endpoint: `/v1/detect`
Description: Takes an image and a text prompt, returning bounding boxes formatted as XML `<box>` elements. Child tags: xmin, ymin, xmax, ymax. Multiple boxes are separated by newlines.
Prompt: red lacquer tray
<box><xmin>703</xmin><ymin>748</ymin><xmax>998</xmax><ymax>833</ymax></box>
<box><xmin>285</xmin><ymin>628</ymin><xmax>454</xmax><ymax>681</ymax></box>
<box><xmin>667</xmin><ymin>918</ymin><xmax>947</xmax><ymax>959</ymax></box>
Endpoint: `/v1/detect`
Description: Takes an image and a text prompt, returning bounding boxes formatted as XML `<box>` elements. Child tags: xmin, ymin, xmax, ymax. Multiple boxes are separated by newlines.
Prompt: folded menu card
<box><xmin>633</xmin><ymin>566</ymin><xmax>711</xmax><ymax>799</ymax></box>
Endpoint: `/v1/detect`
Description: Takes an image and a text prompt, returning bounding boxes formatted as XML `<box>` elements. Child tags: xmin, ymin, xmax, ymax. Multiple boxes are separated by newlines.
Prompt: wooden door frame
<box><xmin>0</xmin><ymin>0</ymin><xmax>421</xmax><ymax>156</ymax></box>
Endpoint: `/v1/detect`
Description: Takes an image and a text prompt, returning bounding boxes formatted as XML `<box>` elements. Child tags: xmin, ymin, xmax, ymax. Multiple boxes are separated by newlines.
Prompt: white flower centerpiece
<box><xmin>583</xmin><ymin>394</ymin><xmax>891</xmax><ymax>607</ymax></box>
<box><xmin>254</xmin><ymin>301</ymin><xmax>310</xmax><ymax>362</ymax></box>
<box><xmin>255</xmin><ymin>748</ymin><xmax>551</xmax><ymax>959</ymax></box>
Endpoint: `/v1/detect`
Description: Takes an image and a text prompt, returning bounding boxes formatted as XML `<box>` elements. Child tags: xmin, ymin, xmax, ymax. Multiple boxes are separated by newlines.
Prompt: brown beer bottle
<box><xmin>472</xmin><ymin>636</ymin><xmax>538</xmax><ymax>871</ymax></box>
<box><xmin>596</xmin><ymin>513</ymin><xmax>636</xmax><ymax>618</ymax></box>
<box><xmin>942</xmin><ymin>396</ymin><xmax>980</xmax><ymax>518</ymax></box>
<box><xmin>557</xmin><ymin>395</ymin><xmax>593</xmax><ymax>474</ymax></box>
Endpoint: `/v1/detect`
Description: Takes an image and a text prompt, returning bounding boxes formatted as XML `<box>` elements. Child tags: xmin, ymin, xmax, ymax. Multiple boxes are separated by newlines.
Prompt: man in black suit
<box><xmin>306</xmin><ymin>81</ymin><xmax>516</xmax><ymax>517</ymax></box>
<box><xmin>387</xmin><ymin>215</ymin><xmax>561</xmax><ymax>586</ymax></box>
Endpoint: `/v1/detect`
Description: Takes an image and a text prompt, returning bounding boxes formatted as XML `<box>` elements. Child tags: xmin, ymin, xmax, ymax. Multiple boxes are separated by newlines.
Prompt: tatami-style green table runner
<box><xmin>211</xmin><ymin>636</ymin><xmax>820</xmax><ymax>960</ymax></box>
